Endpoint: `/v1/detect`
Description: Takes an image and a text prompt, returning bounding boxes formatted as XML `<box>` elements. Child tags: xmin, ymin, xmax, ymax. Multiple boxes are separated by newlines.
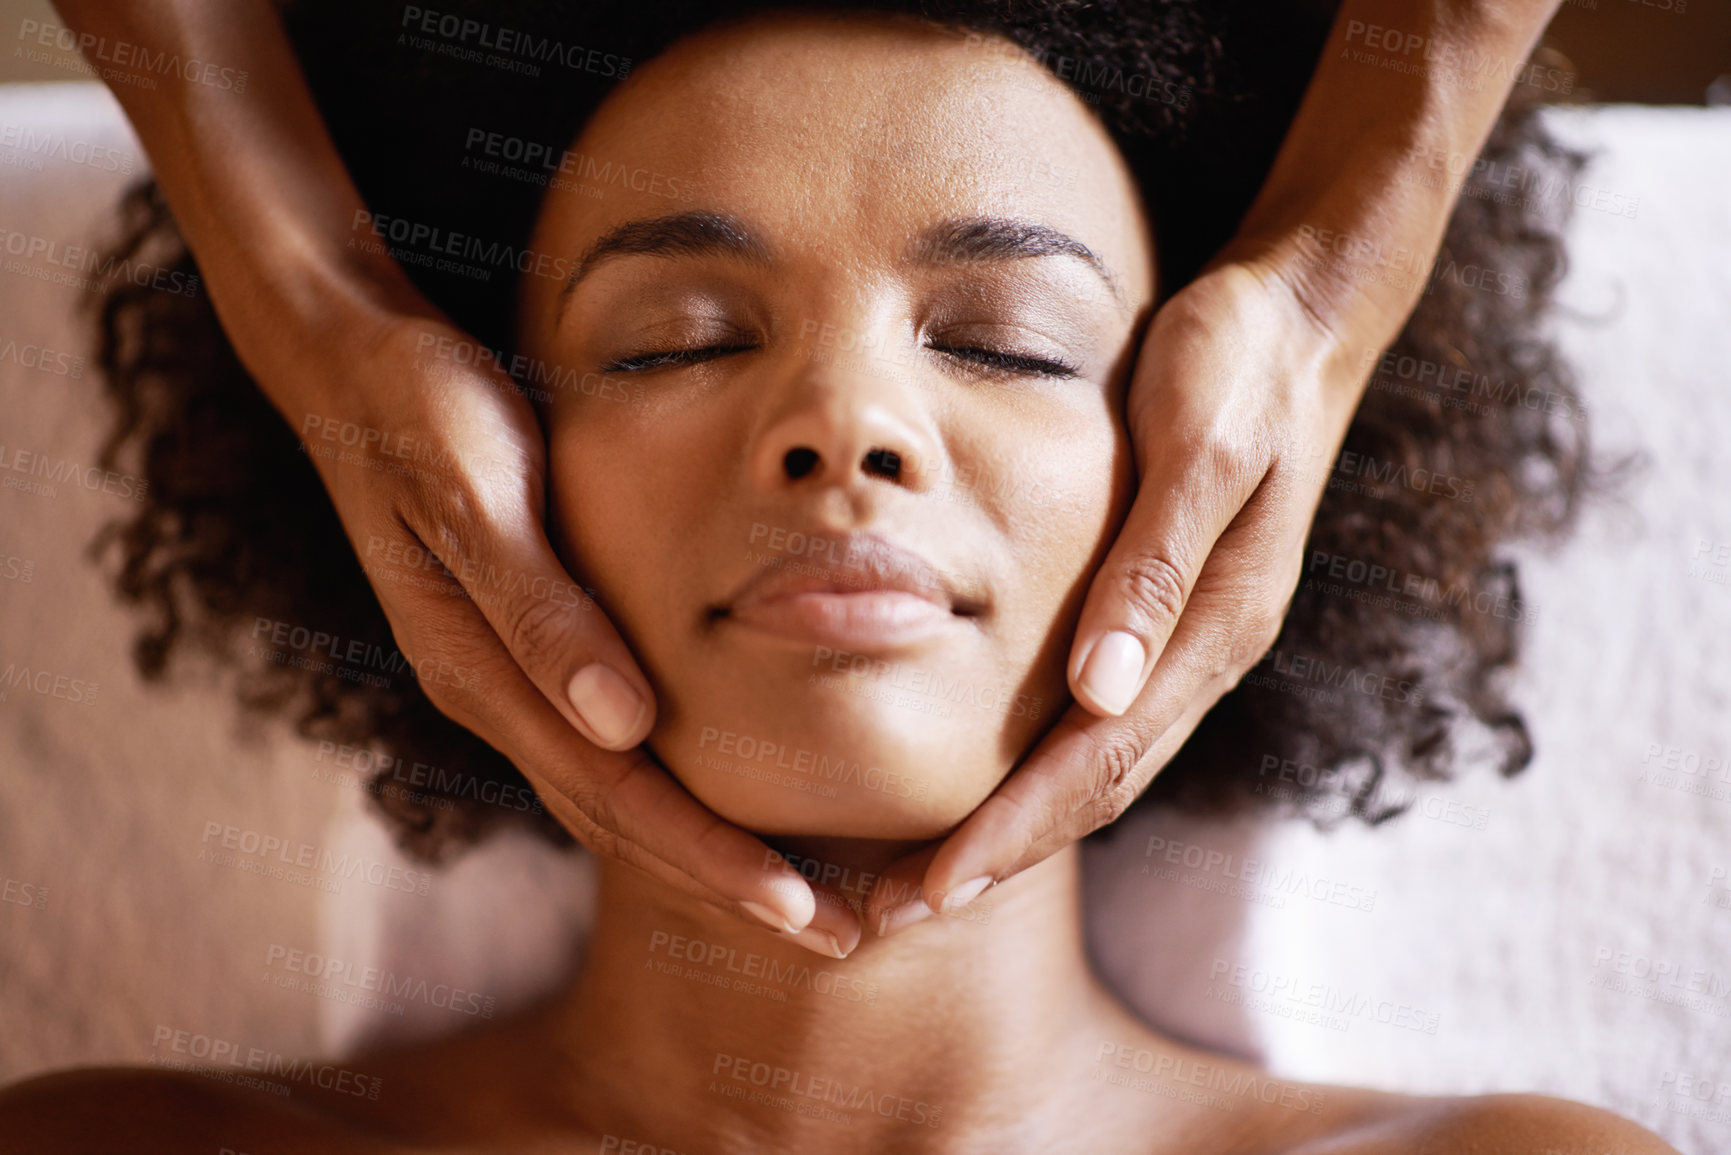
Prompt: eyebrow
<box><xmin>558</xmin><ymin>210</ymin><xmax>771</xmax><ymax>315</ymax></box>
<box><xmin>907</xmin><ymin>216</ymin><xmax>1125</xmax><ymax>305</ymax></box>
<box><xmin>555</xmin><ymin>209</ymin><xmax>1123</xmax><ymax>317</ymax></box>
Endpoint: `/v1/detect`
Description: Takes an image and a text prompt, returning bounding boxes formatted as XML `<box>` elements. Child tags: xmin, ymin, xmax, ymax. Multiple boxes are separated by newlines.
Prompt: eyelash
<box><xmin>928</xmin><ymin>344</ymin><xmax>1080</xmax><ymax>379</ymax></box>
<box><xmin>601</xmin><ymin>343</ymin><xmax>758</xmax><ymax>372</ymax></box>
<box><xmin>600</xmin><ymin>341</ymin><xmax>1080</xmax><ymax>379</ymax></box>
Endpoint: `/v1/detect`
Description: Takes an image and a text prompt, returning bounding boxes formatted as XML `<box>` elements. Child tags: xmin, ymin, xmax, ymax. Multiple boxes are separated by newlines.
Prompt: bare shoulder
<box><xmin>0</xmin><ymin>1066</ymin><xmax>408</xmax><ymax>1155</ymax></box>
<box><xmin>1286</xmin><ymin>1092</ymin><xmax>1681</xmax><ymax>1155</ymax></box>
<box><xmin>1421</xmin><ymin>1094</ymin><xmax>1680</xmax><ymax>1154</ymax></box>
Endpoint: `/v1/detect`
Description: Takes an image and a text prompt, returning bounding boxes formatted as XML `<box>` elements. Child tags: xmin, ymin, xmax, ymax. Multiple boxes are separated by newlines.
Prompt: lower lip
<box><xmin>727</xmin><ymin>591</ymin><xmax>958</xmax><ymax>649</ymax></box>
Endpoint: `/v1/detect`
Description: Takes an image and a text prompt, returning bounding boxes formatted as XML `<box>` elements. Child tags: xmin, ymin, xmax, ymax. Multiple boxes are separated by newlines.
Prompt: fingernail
<box><xmin>567</xmin><ymin>663</ymin><xmax>647</xmax><ymax>749</ymax></box>
<box><xmin>791</xmin><ymin>925</ymin><xmax>850</xmax><ymax>959</ymax></box>
<box><xmin>1078</xmin><ymin>631</ymin><xmax>1145</xmax><ymax>716</ymax></box>
<box><xmin>740</xmin><ymin>901</ymin><xmax>800</xmax><ymax>935</ymax></box>
<box><xmin>876</xmin><ymin>901</ymin><xmax>933</xmax><ymax>938</ymax></box>
<box><xmin>938</xmin><ymin>875</ymin><xmax>994</xmax><ymax>915</ymax></box>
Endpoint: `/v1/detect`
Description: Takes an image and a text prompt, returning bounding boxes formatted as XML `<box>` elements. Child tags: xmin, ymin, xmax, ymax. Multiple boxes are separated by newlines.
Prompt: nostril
<box><xmin>863</xmin><ymin>448</ymin><xmax>901</xmax><ymax>480</ymax></box>
<box><xmin>783</xmin><ymin>447</ymin><xmax>820</xmax><ymax>479</ymax></box>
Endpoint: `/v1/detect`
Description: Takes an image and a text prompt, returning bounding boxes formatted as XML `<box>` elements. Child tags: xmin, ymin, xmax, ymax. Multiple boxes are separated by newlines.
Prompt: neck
<box><xmin>537</xmin><ymin>838</ymin><xmax>1126</xmax><ymax>1152</ymax></box>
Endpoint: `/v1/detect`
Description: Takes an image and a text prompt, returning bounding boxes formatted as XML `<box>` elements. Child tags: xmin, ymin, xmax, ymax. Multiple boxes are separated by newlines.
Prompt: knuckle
<box><xmin>410</xmin><ymin>478</ymin><xmax>487</xmax><ymax>555</ymax></box>
<box><xmin>1084</xmin><ymin>734</ymin><xmax>1150</xmax><ymax>827</ymax></box>
<box><xmin>1195</xmin><ymin>424</ymin><xmax>1263</xmax><ymax>485</ymax></box>
<box><xmin>1117</xmin><ymin>554</ymin><xmax>1189</xmax><ymax>631</ymax></box>
<box><xmin>502</xmin><ymin>592</ymin><xmax>572</xmax><ymax>676</ymax></box>
<box><xmin>1231</xmin><ymin>606</ymin><xmax>1286</xmax><ymax>676</ymax></box>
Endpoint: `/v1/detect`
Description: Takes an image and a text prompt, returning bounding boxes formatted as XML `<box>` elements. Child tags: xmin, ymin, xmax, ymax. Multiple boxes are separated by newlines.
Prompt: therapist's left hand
<box><xmin>866</xmin><ymin>253</ymin><xmax>1372</xmax><ymax>932</ymax></box>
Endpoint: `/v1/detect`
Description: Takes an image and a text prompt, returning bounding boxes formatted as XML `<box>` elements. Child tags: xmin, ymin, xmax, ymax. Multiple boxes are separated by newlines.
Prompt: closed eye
<box><xmin>927</xmin><ymin>343</ymin><xmax>1081</xmax><ymax>379</ymax></box>
<box><xmin>600</xmin><ymin>342</ymin><xmax>759</xmax><ymax>372</ymax></box>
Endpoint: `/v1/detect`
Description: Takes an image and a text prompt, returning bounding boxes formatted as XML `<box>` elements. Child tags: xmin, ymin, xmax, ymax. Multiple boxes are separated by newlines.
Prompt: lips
<box><xmin>719</xmin><ymin>533</ymin><xmax>981</xmax><ymax>650</ymax></box>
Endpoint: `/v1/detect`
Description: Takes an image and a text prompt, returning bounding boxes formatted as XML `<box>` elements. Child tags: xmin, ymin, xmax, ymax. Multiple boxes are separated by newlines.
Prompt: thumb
<box><xmin>1068</xmin><ymin>441</ymin><xmax>1264</xmax><ymax>718</ymax></box>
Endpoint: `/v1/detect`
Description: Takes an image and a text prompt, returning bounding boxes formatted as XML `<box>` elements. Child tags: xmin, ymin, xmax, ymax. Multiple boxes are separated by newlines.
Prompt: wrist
<box><xmin>202</xmin><ymin>221</ymin><xmax>435</xmax><ymax>420</ymax></box>
<box><xmin>1196</xmin><ymin>243</ymin><xmax>1383</xmax><ymax>431</ymax></box>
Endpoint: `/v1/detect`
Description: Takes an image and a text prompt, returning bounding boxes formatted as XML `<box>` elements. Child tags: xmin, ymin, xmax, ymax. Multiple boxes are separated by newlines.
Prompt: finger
<box><xmin>559</xmin><ymin>738</ymin><xmax>821</xmax><ymax>933</ymax></box>
<box><xmin>1067</xmin><ymin>437</ymin><xmax>1266</xmax><ymax>719</ymax></box>
<box><xmin>861</xmin><ymin>842</ymin><xmax>942</xmax><ymax>937</ymax></box>
<box><xmin>371</xmin><ymin>563</ymin><xmax>844</xmax><ymax>945</ymax></box>
<box><xmin>411</xmin><ymin>502</ymin><xmax>658</xmax><ymax>754</ymax></box>
<box><xmin>793</xmin><ymin>881</ymin><xmax>866</xmax><ymax>959</ymax></box>
<box><xmin>915</xmin><ymin>600</ymin><xmax>1238</xmax><ymax>920</ymax></box>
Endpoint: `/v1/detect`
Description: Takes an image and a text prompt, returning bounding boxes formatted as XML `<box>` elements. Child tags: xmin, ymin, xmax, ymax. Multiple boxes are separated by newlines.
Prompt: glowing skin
<box><xmin>522</xmin><ymin>11</ymin><xmax>1154</xmax><ymax>841</ymax></box>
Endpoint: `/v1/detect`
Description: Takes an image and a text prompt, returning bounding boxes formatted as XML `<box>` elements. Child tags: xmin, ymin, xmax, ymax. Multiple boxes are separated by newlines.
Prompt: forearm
<box><xmin>49</xmin><ymin>0</ymin><xmax>426</xmax><ymax>413</ymax></box>
<box><xmin>1223</xmin><ymin>0</ymin><xmax>1565</xmax><ymax>364</ymax></box>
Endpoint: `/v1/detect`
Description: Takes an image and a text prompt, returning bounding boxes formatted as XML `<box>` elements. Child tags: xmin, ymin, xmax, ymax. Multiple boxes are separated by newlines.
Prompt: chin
<box><xmin>647</xmin><ymin>681</ymin><xmax>1028</xmax><ymax>841</ymax></box>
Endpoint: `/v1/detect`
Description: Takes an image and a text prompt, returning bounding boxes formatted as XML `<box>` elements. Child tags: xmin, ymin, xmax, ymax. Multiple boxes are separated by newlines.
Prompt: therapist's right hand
<box><xmin>275</xmin><ymin>295</ymin><xmax>855</xmax><ymax>958</ymax></box>
<box><xmin>39</xmin><ymin>0</ymin><xmax>853</xmax><ymax>959</ymax></box>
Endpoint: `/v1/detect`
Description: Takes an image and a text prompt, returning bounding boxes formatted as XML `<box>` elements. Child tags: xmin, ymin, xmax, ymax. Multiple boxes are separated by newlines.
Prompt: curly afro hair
<box><xmin>89</xmin><ymin>0</ymin><xmax>1593</xmax><ymax>861</ymax></box>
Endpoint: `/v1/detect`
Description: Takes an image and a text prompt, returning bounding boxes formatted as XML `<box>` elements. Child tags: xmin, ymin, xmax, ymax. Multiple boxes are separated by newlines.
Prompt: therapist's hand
<box><xmin>267</xmin><ymin>298</ymin><xmax>858</xmax><ymax>957</ymax></box>
<box><xmin>51</xmin><ymin>0</ymin><xmax>854</xmax><ymax>956</ymax></box>
<box><xmin>866</xmin><ymin>254</ymin><xmax>1359</xmax><ymax>930</ymax></box>
<box><xmin>866</xmin><ymin>0</ymin><xmax>1568</xmax><ymax>930</ymax></box>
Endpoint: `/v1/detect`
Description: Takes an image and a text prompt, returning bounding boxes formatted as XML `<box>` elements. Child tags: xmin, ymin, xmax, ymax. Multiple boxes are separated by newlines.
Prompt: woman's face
<box><xmin>521</xmin><ymin>12</ymin><xmax>1154</xmax><ymax>841</ymax></box>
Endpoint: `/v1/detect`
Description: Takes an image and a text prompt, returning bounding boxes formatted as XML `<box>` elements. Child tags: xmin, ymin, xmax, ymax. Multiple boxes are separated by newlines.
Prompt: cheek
<box><xmin>544</xmin><ymin>404</ymin><xmax>701</xmax><ymax>657</ymax></box>
<box><xmin>973</xmin><ymin>402</ymin><xmax>1132</xmax><ymax>662</ymax></box>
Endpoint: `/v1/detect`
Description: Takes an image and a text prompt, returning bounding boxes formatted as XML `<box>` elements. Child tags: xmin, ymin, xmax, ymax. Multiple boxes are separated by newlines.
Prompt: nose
<box><xmin>746</xmin><ymin>347</ymin><xmax>939</xmax><ymax>497</ymax></box>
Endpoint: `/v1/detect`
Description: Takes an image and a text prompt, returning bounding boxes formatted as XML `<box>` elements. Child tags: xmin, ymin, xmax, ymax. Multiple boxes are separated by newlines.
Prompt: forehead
<box><xmin>551</xmin><ymin>12</ymin><xmax>1154</xmax><ymax>298</ymax></box>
